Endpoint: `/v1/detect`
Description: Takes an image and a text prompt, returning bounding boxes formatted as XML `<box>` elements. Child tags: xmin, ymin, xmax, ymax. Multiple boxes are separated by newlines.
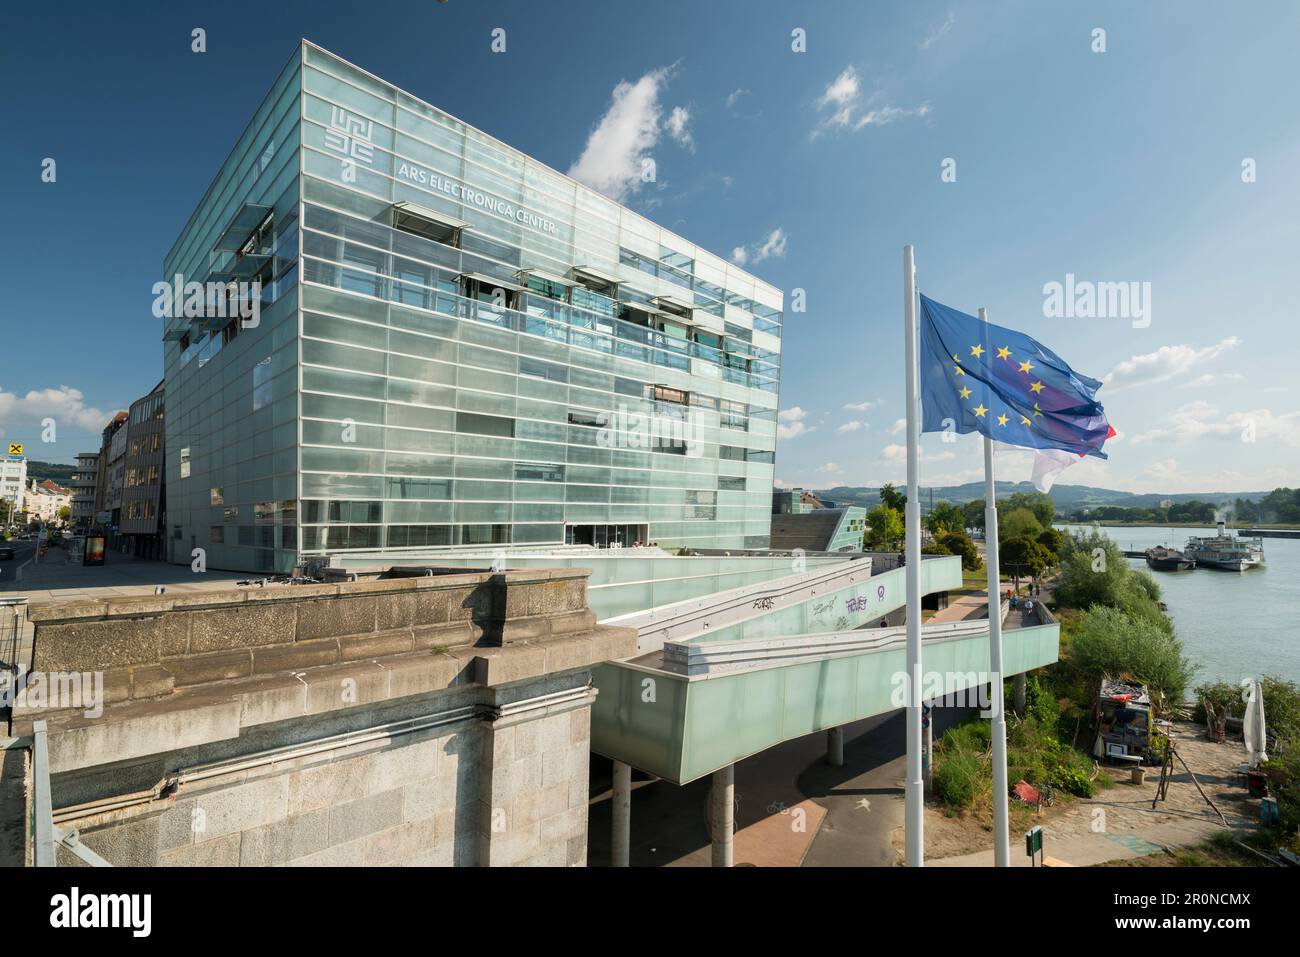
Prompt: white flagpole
<box><xmin>978</xmin><ymin>306</ymin><xmax>1011</xmax><ymax>867</ymax></box>
<box><xmin>903</xmin><ymin>245</ymin><xmax>924</xmax><ymax>867</ymax></box>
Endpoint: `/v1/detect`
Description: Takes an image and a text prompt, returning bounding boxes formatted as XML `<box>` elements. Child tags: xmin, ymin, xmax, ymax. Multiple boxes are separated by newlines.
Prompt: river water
<box><xmin>1055</xmin><ymin>524</ymin><xmax>1300</xmax><ymax>687</ymax></box>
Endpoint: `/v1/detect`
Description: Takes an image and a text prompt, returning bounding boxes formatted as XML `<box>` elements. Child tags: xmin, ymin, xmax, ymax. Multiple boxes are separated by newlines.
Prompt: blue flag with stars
<box><xmin>919</xmin><ymin>294</ymin><xmax>1114</xmax><ymax>457</ymax></box>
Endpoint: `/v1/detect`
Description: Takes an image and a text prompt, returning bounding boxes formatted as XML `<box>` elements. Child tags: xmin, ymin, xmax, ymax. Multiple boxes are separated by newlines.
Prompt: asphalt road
<box><xmin>0</xmin><ymin>540</ymin><xmax>38</xmax><ymax>584</ymax></box>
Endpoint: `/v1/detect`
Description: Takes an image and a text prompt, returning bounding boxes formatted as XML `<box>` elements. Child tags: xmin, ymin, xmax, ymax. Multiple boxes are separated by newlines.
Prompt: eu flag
<box><xmin>919</xmin><ymin>294</ymin><xmax>1113</xmax><ymax>457</ymax></box>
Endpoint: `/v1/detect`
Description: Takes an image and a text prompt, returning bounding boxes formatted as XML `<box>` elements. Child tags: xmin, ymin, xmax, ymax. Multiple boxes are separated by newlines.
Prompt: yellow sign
<box><xmin>7</xmin><ymin>444</ymin><xmax>22</xmax><ymax>455</ymax></box>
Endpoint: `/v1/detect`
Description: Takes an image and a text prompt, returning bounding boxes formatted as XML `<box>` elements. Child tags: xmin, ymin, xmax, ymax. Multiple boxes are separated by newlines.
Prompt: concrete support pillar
<box><xmin>1014</xmin><ymin>673</ymin><xmax>1027</xmax><ymax>717</ymax></box>
<box><xmin>611</xmin><ymin>760</ymin><xmax>632</xmax><ymax>867</ymax></box>
<box><xmin>710</xmin><ymin>764</ymin><xmax>734</xmax><ymax>868</ymax></box>
<box><xmin>827</xmin><ymin>726</ymin><xmax>844</xmax><ymax>767</ymax></box>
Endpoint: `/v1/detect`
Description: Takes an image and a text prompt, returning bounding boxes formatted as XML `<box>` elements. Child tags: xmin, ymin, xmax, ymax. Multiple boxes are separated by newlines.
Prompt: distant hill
<box><xmin>804</xmin><ymin>483</ymin><xmax>1270</xmax><ymax>513</ymax></box>
<box><xmin>25</xmin><ymin>460</ymin><xmax>77</xmax><ymax>486</ymax></box>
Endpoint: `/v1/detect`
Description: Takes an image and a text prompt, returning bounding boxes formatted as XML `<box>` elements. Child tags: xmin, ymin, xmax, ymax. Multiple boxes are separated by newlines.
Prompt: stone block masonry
<box><xmin>15</xmin><ymin>568</ymin><xmax>635</xmax><ymax>867</ymax></box>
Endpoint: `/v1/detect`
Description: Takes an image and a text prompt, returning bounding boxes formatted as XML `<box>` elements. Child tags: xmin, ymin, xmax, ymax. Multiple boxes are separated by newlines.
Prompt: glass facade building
<box><xmin>163</xmin><ymin>42</ymin><xmax>783</xmax><ymax>572</ymax></box>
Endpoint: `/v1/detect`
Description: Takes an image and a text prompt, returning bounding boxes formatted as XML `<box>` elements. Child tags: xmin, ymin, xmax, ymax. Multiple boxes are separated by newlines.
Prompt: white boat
<box><xmin>1184</xmin><ymin>521</ymin><xmax>1265</xmax><ymax>571</ymax></box>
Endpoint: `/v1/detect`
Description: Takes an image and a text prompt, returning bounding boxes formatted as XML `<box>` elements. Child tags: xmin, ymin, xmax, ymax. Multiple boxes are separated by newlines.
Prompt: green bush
<box><xmin>935</xmin><ymin>750</ymin><xmax>981</xmax><ymax>811</ymax></box>
<box><xmin>1067</xmin><ymin>605</ymin><xmax>1195</xmax><ymax>705</ymax></box>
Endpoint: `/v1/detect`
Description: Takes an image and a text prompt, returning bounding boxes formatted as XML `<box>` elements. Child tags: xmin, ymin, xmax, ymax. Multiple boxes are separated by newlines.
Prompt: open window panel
<box><xmin>517</xmin><ymin>267</ymin><xmax>575</xmax><ymax>301</ymax></box>
<box><xmin>391</xmin><ymin>201</ymin><xmax>470</xmax><ymax>246</ymax></box>
<box><xmin>459</xmin><ymin>272</ymin><xmax>524</xmax><ymax>310</ymax></box>
<box><xmin>570</xmin><ymin>265</ymin><xmax>620</xmax><ymax>296</ymax></box>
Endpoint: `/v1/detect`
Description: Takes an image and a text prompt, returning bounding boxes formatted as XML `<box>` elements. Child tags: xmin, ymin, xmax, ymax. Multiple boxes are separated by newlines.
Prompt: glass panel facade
<box><xmin>164</xmin><ymin>41</ymin><xmax>783</xmax><ymax>571</ymax></box>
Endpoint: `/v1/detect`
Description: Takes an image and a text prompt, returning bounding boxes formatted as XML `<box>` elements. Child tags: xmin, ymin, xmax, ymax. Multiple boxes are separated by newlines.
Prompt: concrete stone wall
<box><xmin>16</xmin><ymin>568</ymin><xmax>635</xmax><ymax>867</ymax></box>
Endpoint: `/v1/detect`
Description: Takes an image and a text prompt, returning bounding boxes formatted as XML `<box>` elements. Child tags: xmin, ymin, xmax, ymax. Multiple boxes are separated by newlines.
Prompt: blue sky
<box><xmin>3</xmin><ymin>0</ymin><xmax>1298</xmax><ymax>494</ymax></box>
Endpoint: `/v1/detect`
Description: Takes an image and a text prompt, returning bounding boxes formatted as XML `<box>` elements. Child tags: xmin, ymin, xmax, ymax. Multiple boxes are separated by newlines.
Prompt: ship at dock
<box><xmin>1144</xmin><ymin>545</ymin><xmax>1195</xmax><ymax>571</ymax></box>
<box><xmin>1184</xmin><ymin>521</ymin><xmax>1265</xmax><ymax>571</ymax></box>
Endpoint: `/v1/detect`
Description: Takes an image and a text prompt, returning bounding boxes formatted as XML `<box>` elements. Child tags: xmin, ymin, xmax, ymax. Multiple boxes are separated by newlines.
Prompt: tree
<box><xmin>866</xmin><ymin>505</ymin><xmax>904</xmax><ymax>550</ymax></box>
<box><xmin>925</xmin><ymin>501</ymin><xmax>966</xmax><ymax>537</ymax></box>
<box><xmin>878</xmin><ymin>483</ymin><xmax>906</xmax><ymax>514</ymax></box>
<box><xmin>1000</xmin><ymin>535</ymin><xmax>1050</xmax><ymax>590</ymax></box>
<box><xmin>1036</xmin><ymin>526</ymin><xmax>1065</xmax><ymax>560</ymax></box>
<box><xmin>963</xmin><ymin>498</ymin><xmax>985</xmax><ymax>532</ymax></box>
<box><xmin>1005</xmin><ymin>490</ymin><xmax>1055</xmax><ymax>528</ymax></box>
<box><xmin>999</xmin><ymin>507</ymin><xmax>1043</xmax><ymax>542</ymax></box>
<box><xmin>1068</xmin><ymin>605</ymin><xmax>1195</xmax><ymax>706</ymax></box>
<box><xmin>937</xmin><ymin>530</ymin><xmax>982</xmax><ymax>572</ymax></box>
<box><xmin>1052</xmin><ymin>529</ymin><xmax>1131</xmax><ymax>611</ymax></box>
<box><xmin>57</xmin><ymin>505</ymin><xmax>71</xmax><ymax>524</ymax></box>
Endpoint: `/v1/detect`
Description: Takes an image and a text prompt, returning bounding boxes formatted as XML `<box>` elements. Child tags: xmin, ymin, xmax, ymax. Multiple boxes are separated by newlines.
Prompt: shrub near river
<box><xmin>933</xmin><ymin>528</ymin><xmax>1194</xmax><ymax>817</ymax></box>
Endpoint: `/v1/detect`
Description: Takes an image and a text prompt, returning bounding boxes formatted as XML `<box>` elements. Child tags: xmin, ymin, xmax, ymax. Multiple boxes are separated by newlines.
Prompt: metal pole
<box><xmin>902</xmin><ymin>245</ymin><xmax>924</xmax><ymax>867</ymax></box>
<box><xmin>611</xmin><ymin>760</ymin><xmax>631</xmax><ymax>867</ymax></box>
<box><xmin>979</xmin><ymin>306</ymin><xmax>1011</xmax><ymax>868</ymax></box>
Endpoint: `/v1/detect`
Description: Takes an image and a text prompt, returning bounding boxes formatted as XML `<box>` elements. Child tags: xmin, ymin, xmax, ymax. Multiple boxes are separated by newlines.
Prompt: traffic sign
<box><xmin>7</xmin><ymin>444</ymin><xmax>22</xmax><ymax>455</ymax></box>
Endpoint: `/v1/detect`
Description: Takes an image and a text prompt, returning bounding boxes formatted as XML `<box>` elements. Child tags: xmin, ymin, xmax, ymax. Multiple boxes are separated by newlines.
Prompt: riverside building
<box><xmin>162</xmin><ymin>40</ymin><xmax>783</xmax><ymax>573</ymax></box>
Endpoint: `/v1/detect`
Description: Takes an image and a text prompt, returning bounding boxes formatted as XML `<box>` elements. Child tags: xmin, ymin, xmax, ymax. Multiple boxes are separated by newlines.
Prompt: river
<box><xmin>1055</xmin><ymin>524</ymin><xmax>1299</xmax><ymax>688</ymax></box>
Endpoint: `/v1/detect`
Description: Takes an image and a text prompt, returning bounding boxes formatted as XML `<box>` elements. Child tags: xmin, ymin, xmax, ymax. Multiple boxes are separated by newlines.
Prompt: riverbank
<box><xmin>918</xmin><ymin>721</ymin><xmax>1258</xmax><ymax>866</ymax></box>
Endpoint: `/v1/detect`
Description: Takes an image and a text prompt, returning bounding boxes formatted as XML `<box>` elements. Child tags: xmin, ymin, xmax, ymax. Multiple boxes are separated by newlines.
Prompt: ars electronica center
<box><xmin>158</xmin><ymin>40</ymin><xmax>1058</xmax><ymax>859</ymax></box>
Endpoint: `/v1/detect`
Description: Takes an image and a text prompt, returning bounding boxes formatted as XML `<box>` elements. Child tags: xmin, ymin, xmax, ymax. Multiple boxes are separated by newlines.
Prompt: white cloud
<box><xmin>665</xmin><ymin>105</ymin><xmax>694</xmax><ymax>152</ymax></box>
<box><xmin>0</xmin><ymin>384</ymin><xmax>121</xmax><ymax>436</ymax></box>
<box><xmin>843</xmin><ymin>401</ymin><xmax>876</xmax><ymax>413</ymax></box>
<box><xmin>1129</xmin><ymin>401</ymin><xmax>1300</xmax><ymax>447</ymax></box>
<box><xmin>812</xmin><ymin>65</ymin><xmax>931</xmax><ymax>137</ymax></box>
<box><xmin>815</xmin><ymin>66</ymin><xmax>861</xmax><ymax>131</ymax></box>
<box><xmin>919</xmin><ymin>11</ymin><xmax>956</xmax><ymax>50</ymax></box>
<box><xmin>726</xmin><ymin>88</ymin><xmax>750</xmax><ymax>109</ymax></box>
<box><xmin>881</xmin><ymin>443</ymin><xmax>954</xmax><ymax>464</ymax></box>
<box><xmin>568</xmin><ymin>65</ymin><xmax>690</xmax><ymax>202</ymax></box>
<box><xmin>732</xmin><ymin>228</ymin><xmax>788</xmax><ymax>265</ymax></box>
<box><xmin>1103</xmin><ymin>337</ymin><xmax>1240</xmax><ymax>392</ymax></box>
<box><xmin>1182</xmin><ymin>372</ymin><xmax>1245</xmax><ymax>389</ymax></box>
<box><xmin>837</xmin><ymin>421</ymin><xmax>869</xmax><ymax>433</ymax></box>
<box><xmin>889</xmin><ymin>418</ymin><xmax>906</xmax><ymax>435</ymax></box>
<box><xmin>815</xmin><ymin>462</ymin><xmax>843</xmax><ymax>475</ymax></box>
<box><xmin>778</xmin><ymin>406</ymin><xmax>815</xmax><ymax>440</ymax></box>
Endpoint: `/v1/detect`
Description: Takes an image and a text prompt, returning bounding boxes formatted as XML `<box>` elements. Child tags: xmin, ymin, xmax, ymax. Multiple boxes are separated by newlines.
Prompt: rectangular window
<box><xmin>224</xmin><ymin>505</ymin><xmax>240</xmax><ymax>523</ymax></box>
<box><xmin>567</xmin><ymin>411</ymin><xmax>604</xmax><ymax>428</ymax></box>
<box><xmin>455</xmin><ymin>411</ymin><xmax>515</xmax><ymax>437</ymax></box>
<box><xmin>211</xmin><ymin>526</ymin><xmax>224</xmax><ymax>544</ymax></box>
<box><xmin>652</xmin><ymin>385</ymin><xmax>688</xmax><ymax>405</ymax></box>
<box><xmin>514</xmin><ymin>463</ymin><xmax>565</xmax><ymax>483</ymax></box>
<box><xmin>179</xmin><ymin>447</ymin><xmax>190</xmax><ymax>479</ymax></box>
<box><xmin>210</xmin><ymin>487</ymin><xmax>224</xmax><ymax>506</ymax></box>
<box><xmin>252</xmin><ymin>356</ymin><xmax>273</xmax><ymax>411</ymax></box>
<box><xmin>393</xmin><ymin>206</ymin><xmax>461</xmax><ymax>245</ymax></box>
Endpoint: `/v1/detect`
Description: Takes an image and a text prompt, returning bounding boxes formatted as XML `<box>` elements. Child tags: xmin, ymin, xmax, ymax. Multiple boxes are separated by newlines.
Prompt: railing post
<box><xmin>32</xmin><ymin>720</ymin><xmax>55</xmax><ymax>867</ymax></box>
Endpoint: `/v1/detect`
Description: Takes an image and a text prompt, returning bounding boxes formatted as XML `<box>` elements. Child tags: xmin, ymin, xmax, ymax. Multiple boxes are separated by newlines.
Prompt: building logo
<box><xmin>7</xmin><ymin>444</ymin><xmax>21</xmax><ymax>455</ymax></box>
<box><xmin>324</xmin><ymin>106</ymin><xmax>376</xmax><ymax>166</ymax></box>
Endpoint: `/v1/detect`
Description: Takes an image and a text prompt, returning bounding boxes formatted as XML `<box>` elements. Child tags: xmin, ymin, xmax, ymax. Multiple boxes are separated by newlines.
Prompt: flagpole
<box><xmin>979</xmin><ymin>306</ymin><xmax>1012</xmax><ymax>867</ymax></box>
<box><xmin>903</xmin><ymin>244</ymin><xmax>924</xmax><ymax>867</ymax></box>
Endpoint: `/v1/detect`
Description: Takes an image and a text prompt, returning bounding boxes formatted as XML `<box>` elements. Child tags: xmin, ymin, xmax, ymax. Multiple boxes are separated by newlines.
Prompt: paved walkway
<box><xmin>0</xmin><ymin>547</ymin><xmax>246</xmax><ymax>603</ymax></box>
